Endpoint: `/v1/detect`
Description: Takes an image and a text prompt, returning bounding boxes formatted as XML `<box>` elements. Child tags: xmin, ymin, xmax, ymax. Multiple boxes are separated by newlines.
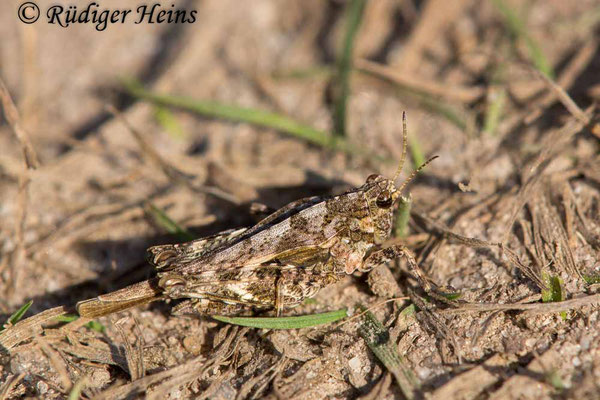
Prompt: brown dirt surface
<box><xmin>1</xmin><ymin>0</ymin><xmax>600</xmax><ymax>399</ymax></box>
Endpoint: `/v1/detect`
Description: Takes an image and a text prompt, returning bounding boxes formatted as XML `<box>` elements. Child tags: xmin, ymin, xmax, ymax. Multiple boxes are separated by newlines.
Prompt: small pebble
<box><xmin>348</xmin><ymin>356</ymin><xmax>362</xmax><ymax>372</ymax></box>
<box><xmin>183</xmin><ymin>336</ymin><xmax>202</xmax><ymax>355</ymax></box>
<box><xmin>36</xmin><ymin>380</ymin><xmax>48</xmax><ymax>395</ymax></box>
<box><xmin>90</xmin><ymin>369</ymin><xmax>111</xmax><ymax>388</ymax></box>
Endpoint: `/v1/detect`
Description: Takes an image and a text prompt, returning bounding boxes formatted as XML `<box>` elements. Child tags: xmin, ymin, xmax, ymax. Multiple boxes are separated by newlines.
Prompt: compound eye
<box><xmin>366</xmin><ymin>174</ymin><xmax>380</xmax><ymax>183</ymax></box>
<box><xmin>376</xmin><ymin>191</ymin><xmax>393</xmax><ymax>208</ymax></box>
<box><xmin>159</xmin><ymin>274</ymin><xmax>185</xmax><ymax>289</ymax></box>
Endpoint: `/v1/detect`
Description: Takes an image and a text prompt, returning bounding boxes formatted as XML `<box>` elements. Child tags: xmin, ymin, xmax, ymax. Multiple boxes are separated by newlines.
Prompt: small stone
<box><xmin>90</xmin><ymin>368</ymin><xmax>111</xmax><ymax>388</ymax></box>
<box><xmin>36</xmin><ymin>380</ymin><xmax>48</xmax><ymax>395</ymax></box>
<box><xmin>348</xmin><ymin>355</ymin><xmax>362</xmax><ymax>372</ymax></box>
<box><xmin>182</xmin><ymin>336</ymin><xmax>202</xmax><ymax>355</ymax></box>
<box><xmin>367</xmin><ymin>265</ymin><xmax>401</xmax><ymax>298</ymax></box>
<box><xmin>580</xmin><ymin>335</ymin><xmax>591</xmax><ymax>350</ymax></box>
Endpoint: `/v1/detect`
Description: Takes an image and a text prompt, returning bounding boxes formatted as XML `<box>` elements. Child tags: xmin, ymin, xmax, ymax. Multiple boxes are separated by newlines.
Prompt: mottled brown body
<box><xmin>155</xmin><ymin>175</ymin><xmax>400</xmax><ymax>316</ymax></box>
<box><xmin>77</xmin><ymin>124</ymin><xmax>435</xmax><ymax>318</ymax></box>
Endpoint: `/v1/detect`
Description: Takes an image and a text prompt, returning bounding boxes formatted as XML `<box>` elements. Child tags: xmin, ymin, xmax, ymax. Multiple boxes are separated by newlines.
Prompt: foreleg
<box><xmin>362</xmin><ymin>244</ymin><xmax>445</xmax><ymax>301</ymax></box>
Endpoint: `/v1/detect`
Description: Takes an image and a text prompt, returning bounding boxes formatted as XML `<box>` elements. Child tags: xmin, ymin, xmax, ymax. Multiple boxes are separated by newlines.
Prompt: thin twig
<box><xmin>532</xmin><ymin>68</ymin><xmax>590</xmax><ymax>125</ymax></box>
<box><xmin>441</xmin><ymin>293</ymin><xmax>600</xmax><ymax>315</ymax></box>
<box><xmin>357</xmin><ymin>59</ymin><xmax>485</xmax><ymax>103</ymax></box>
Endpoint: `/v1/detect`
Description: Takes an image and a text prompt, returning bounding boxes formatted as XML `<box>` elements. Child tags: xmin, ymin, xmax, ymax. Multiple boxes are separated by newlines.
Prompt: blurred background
<box><xmin>1</xmin><ymin>0</ymin><xmax>600</xmax><ymax>398</ymax></box>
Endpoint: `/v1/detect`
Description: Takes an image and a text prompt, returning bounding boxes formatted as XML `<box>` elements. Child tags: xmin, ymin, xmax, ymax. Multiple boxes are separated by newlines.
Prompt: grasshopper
<box><xmin>77</xmin><ymin>117</ymin><xmax>437</xmax><ymax>319</ymax></box>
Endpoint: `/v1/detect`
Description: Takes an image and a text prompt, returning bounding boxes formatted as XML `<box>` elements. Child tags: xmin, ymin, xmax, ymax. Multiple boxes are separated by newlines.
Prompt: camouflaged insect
<box><xmin>77</xmin><ymin>121</ymin><xmax>436</xmax><ymax>319</ymax></box>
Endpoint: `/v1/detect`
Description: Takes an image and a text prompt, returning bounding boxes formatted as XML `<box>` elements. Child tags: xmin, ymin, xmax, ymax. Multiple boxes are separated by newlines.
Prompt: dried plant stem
<box><xmin>442</xmin><ymin>293</ymin><xmax>600</xmax><ymax>315</ymax></box>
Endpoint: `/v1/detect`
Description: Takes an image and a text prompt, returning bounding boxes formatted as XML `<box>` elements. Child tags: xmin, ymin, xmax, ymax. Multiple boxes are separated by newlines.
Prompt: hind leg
<box><xmin>172</xmin><ymin>298</ymin><xmax>262</xmax><ymax>316</ymax></box>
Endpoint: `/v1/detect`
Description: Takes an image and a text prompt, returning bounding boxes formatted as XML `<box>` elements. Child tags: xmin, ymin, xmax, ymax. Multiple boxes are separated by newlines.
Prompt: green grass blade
<box><xmin>1</xmin><ymin>300</ymin><xmax>33</xmax><ymax>332</ymax></box>
<box><xmin>358</xmin><ymin>305</ymin><xmax>419</xmax><ymax>399</ymax></box>
<box><xmin>408</xmin><ymin>135</ymin><xmax>425</xmax><ymax>169</ymax></box>
<box><xmin>55</xmin><ymin>314</ymin><xmax>79</xmax><ymax>323</ymax></box>
<box><xmin>211</xmin><ymin>309</ymin><xmax>347</xmax><ymax>329</ymax></box>
<box><xmin>145</xmin><ymin>202</ymin><xmax>195</xmax><ymax>242</ymax></box>
<box><xmin>541</xmin><ymin>274</ymin><xmax>564</xmax><ymax>303</ymax></box>
<box><xmin>123</xmin><ymin>80</ymin><xmax>379</xmax><ymax>161</ymax></box>
<box><xmin>541</xmin><ymin>273</ymin><xmax>567</xmax><ymax>320</ymax></box>
<box><xmin>441</xmin><ymin>292</ymin><xmax>462</xmax><ymax>301</ymax></box>
<box><xmin>154</xmin><ymin>106</ymin><xmax>187</xmax><ymax>139</ymax></box>
<box><xmin>583</xmin><ymin>275</ymin><xmax>600</xmax><ymax>284</ymax></box>
<box><xmin>271</xmin><ymin>66</ymin><xmax>334</xmax><ymax>80</ymax></box>
<box><xmin>55</xmin><ymin>314</ymin><xmax>106</xmax><ymax>333</ymax></box>
<box><xmin>483</xmin><ymin>88</ymin><xmax>507</xmax><ymax>136</ymax></box>
<box><xmin>85</xmin><ymin>320</ymin><xmax>106</xmax><ymax>333</ymax></box>
<box><xmin>333</xmin><ymin>0</ymin><xmax>367</xmax><ymax>137</ymax></box>
<box><xmin>492</xmin><ymin>0</ymin><xmax>554</xmax><ymax>78</ymax></box>
<box><xmin>394</xmin><ymin>195</ymin><xmax>412</xmax><ymax>238</ymax></box>
<box><xmin>68</xmin><ymin>378</ymin><xmax>87</xmax><ymax>400</ymax></box>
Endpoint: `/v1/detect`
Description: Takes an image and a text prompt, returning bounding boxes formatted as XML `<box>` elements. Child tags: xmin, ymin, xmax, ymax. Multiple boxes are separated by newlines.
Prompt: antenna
<box><xmin>392</xmin><ymin>112</ymin><xmax>408</xmax><ymax>182</ymax></box>
<box><xmin>397</xmin><ymin>155</ymin><xmax>439</xmax><ymax>194</ymax></box>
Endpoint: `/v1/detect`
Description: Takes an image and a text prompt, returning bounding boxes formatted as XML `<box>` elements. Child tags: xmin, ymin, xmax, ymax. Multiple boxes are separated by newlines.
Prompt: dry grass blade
<box><xmin>532</xmin><ymin>68</ymin><xmax>589</xmax><ymax>124</ymax></box>
<box><xmin>500</xmin><ymin>244</ymin><xmax>545</xmax><ymax>290</ymax></box>
<box><xmin>356</xmin><ymin>59</ymin><xmax>485</xmax><ymax>103</ymax></box>
<box><xmin>532</xmin><ymin>188</ymin><xmax>580</xmax><ymax>278</ymax></box>
<box><xmin>357</xmin><ymin>305</ymin><xmax>418</xmax><ymax>400</ymax></box>
<box><xmin>525</xmin><ymin>39</ymin><xmax>598</xmax><ymax>125</ymax></box>
<box><xmin>93</xmin><ymin>355</ymin><xmax>206</xmax><ymax>399</ymax></box>
<box><xmin>236</xmin><ymin>357</ymin><xmax>287</xmax><ymax>400</ymax></box>
<box><xmin>115</xmin><ymin>319</ymin><xmax>145</xmax><ymax>380</ymax></box>
<box><xmin>53</xmin><ymin>339</ymin><xmax>129</xmax><ymax>372</ymax></box>
<box><xmin>410</xmin><ymin>293</ymin><xmax>462</xmax><ymax>363</ymax></box>
<box><xmin>358</xmin><ymin>372</ymin><xmax>392</xmax><ymax>400</ymax></box>
<box><xmin>95</xmin><ymin>327</ymin><xmax>245</xmax><ymax>399</ymax></box>
<box><xmin>0</xmin><ymin>306</ymin><xmax>69</xmax><ymax>350</ymax></box>
<box><xmin>0</xmin><ymin>77</ymin><xmax>38</xmax><ymax>299</ymax></box>
<box><xmin>502</xmin><ymin>109</ymin><xmax>592</xmax><ymax>245</ymax></box>
<box><xmin>37</xmin><ymin>337</ymin><xmax>72</xmax><ymax>392</ymax></box>
<box><xmin>0</xmin><ymin>373</ymin><xmax>26</xmax><ymax>400</ymax></box>
<box><xmin>0</xmin><ymin>77</ymin><xmax>39</xmax><ymax>169</ymax></box>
